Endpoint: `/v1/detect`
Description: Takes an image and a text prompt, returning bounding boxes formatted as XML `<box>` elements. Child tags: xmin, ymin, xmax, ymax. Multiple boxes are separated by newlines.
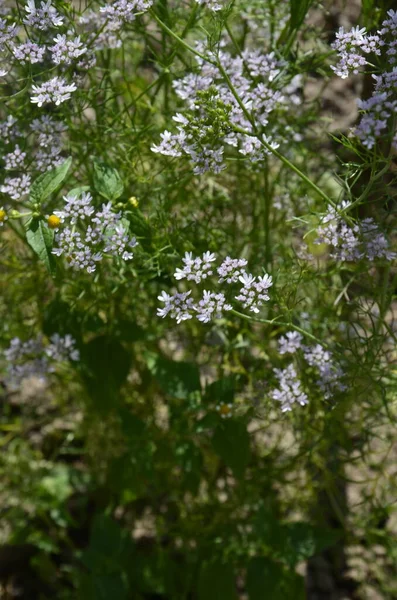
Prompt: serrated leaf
<box><xmin>212</xmin><ymin>419</ymin><xmax>250</xmax><ymax>478</ymax></box>
<box><xmin>26</xmin><ymin>218</ymin><xmax>56</xmax><ymax>275</ymax></box>
<box><xmin>29</xmin><ymin>157</ymin><xmax>72</xmax><ymax>205</ymax></box>
<box><xmin>93</xmin><ymin>160</ymin><xmax>124</xmax><ymax>201</ymax></box>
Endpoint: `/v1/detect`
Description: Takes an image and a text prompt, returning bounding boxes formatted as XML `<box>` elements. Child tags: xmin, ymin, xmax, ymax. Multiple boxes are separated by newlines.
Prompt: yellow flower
<box><xmin>128</xmin><ymin>196</ymin><xmax>139</xmax><ymax>208</ymax></box>
<box><xmin>0</xmin><ymin>208</ymin><xmax>6</xmax><ymax>223</ymax></box>
<box><xmin>47</xmin><ymin>214</ymin><xmax>61</xmax><ymax>229</ymax></box>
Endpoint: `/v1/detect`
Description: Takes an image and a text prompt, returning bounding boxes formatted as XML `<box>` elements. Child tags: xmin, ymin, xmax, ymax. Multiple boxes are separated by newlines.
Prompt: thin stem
<box><xmin>230</xmin><ymin>309</ymin><xmax>330</xmax><ymax>348</ymax></box>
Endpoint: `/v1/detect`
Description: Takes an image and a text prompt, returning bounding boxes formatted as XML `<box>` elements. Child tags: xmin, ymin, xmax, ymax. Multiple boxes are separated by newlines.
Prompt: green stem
<box><xmin>230</xmin><ymin>309</ymin><xmax>330</xmax><ymax>348</ymax></box>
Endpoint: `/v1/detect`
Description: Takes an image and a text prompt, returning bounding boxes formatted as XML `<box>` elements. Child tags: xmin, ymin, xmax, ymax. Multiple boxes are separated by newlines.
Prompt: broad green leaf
<box><xmin>145</xmin><ymin>353</ymin><xmax>201</xmax><ymax>399</ymax></box>
<box><xmin>29</xmin><ymin>157</ymin><xmax>72</xmax><ymax>204</ymax></box>
<box><xmin>198</xmin><ymin>561</ymin><xmax>238</xmax><ymax>600</ymax></box>
<box><xmin>93</xmin><ymin>159</ymin><xmax>124</xmax><ymax>201</ymax></box>
<box><xmin>26</xmin><ymin>218</ymin><xmax>56</xmax><ymax>275</ymax></box>
<box><xmin>212</xmin><ymin>419</ymin><xmax>250</xmax><ymax>478</ymax></box>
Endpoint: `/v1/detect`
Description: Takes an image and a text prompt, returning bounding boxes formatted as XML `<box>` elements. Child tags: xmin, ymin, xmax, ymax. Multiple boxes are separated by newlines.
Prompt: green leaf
<box><xmin>247</xmin><ymin>557</ymin><xmax>305</xmax><ymax>600</ymax></box>
<box><xmin>212</xmin><ymin>419</ymin><xmax>250</xmax><ymax>478</ymax></box>
<box><xmin>82</xmin><ymin>336</ymin><xmax>131</xmax><ymax>409</ymax></box>
<box><xmin>204</xmin><ymin>375</ymin><xmax>236</xmax><ymax>405</ymax></box>
<box><xmin>29</xmin><ymin>157</ymin><xmax>72</xmax><ymax>204</ymax></box>
<box><xmin>93</xmin><ymin>160</ymin><xmax>124</xmax><ymax>201</ymax></box>
<box><xmin>26</xmin><ymin>218</ymin><xmax>56</xmax><ymax>275</ymax></box>
<box><xmin>276</xmin><ymin>522</ymin><xmax>342</xmax><ymax>567</ymax></box>
<box><xmin>198</xmin><ymin>561</ymin><xmax>238</xmax><ymax>600</ymax></box>
<box><xmin>145</xmin><ymin>353</ymin><xmax>201</xmax><ymax>399</ymax></box>
<box><xmin>289</xmin><ymin>0</ymin><xmax>313</xmax><ymax>30</ymax></box>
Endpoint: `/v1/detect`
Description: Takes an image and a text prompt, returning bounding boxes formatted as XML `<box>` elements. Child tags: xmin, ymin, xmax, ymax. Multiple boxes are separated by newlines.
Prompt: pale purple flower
<box><xmin>194</xmin><ymin>290</ymin><xmax>232</xmax><ymax>323</ymax></box>
<box><xmin>195</xmin><ymin>0</ymin><xmax>224</xmax><ymax>11</ymax></box>
<box><xmin>23</xmin><ymin>0</ymin><xmax>63</xmax><ymax>30</ymax></box>
<box><xmin>4</xmin><ymin>145</ymin><xmax>26</xmax><ymax>170</ymax></box>
<box><xmin>0</xmin><ymin>18</ymin><xmax>18</xmax><ymax>50</ymax></box>
<box><xmin>31</xmin><ymin>77</ymin><xmax>77</xmax><ymax>107</ymax></box>
<box><xmin>217</xmin><ymin>256</ymin><xmax>248</xmax><ymax>283</ymax></box>
<box><xmin>157</xmin><ymin>290</ymin><xmax>195</xmax><ymax>324</ymax></box>
<box><xmin>12</xmin><ymin>41</ymin><xmax>46</xmax><ymax>64</ymax></box>
<box><xmin>50</xmin><ymin>34</ymin><xmax>87</xmax><ymax>65</ymax></box>
<box><xmin>270</xmin><ymin>364</ymin><xmax>308</xmax><ymax>412</ymax></box>
<box><xmin>235</xmin><ymin>271</ymin><xmax>272</xmax><ymax>313</ymax></box>
<box><xmin>174</xmin><ymin>251</ymin><xmax>217</xmax><ymax>283</ymax></box>
<box><xmin>1</xmin><ymin>175</ymin><xmax>31</xmax><ymax>200</ymax></box>
<box><xmin>278</xmin><ymin>331</ymin><xmax>303</xmax><ymax>355</ymax></box>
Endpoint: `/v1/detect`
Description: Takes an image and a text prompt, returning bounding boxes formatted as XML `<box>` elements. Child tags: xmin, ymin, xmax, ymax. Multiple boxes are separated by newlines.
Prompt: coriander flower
<box><xmin>12</xmin><ymin>41</ymin><xmax>46</xmax><ymax>64</ymax></box>
<box><xmin>270</xmin><ymin>365</ymin><xmax>308</xmax><ymax>412</ymax></box>
<box><xmin>31</xmin><ymin>77</ymin><xmax>77</xmax><ymax>107</ymax></box>
<box><xmin>278</xmin><ymin>331</ymin><xmax>303</xmax><ymax>355</ymax></box>
<box><xmin>23</xmin><ymin>1</ymin><xmax>63</xmax><ymax>30</ymax></box>
<box><xmin>174</xmin><ymin>251</ymin><xmax>217</xmax><ymax>283</ymax></box>
<box><xmin>157</xmin><ymin>290</ymin><xmax>195</xmax><ymax>324</ymax></box>
<box><xmin>235</xmin><ymin>272</ymin><xmax>272</xmax><ymax>313</ymax></box>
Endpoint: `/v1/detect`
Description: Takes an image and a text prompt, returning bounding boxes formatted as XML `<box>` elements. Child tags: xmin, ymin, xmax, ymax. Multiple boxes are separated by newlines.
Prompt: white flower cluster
<box><xmin>315</xmin><ymin>203</ymin><xmax>395</xmax><ymax>262</ymax></box>
<box><xmin>0</xmin><ymin>18</ymin><xmax>18</xmax><ymax>51</ymax></box>
<box><xmin>331</xmin><ymin>26</ymin><xmax>382</xmax><ymax>79</ymax></box>
<box><xmin>195</xmin><ymin>0</ymin><xmax>224</xmax><ymax>11</ymax></box>
<box><xmin>30</xmin><ymin>115</ymin><xmax>68</xmax><ymax>171</ymax></box>
<box><xmin>4</xmin><ymin>145</ymin><xmax>26</xmax><ymax>170</ymax></box>
<box><xmin>31</xmin><ymin>76</ymin><xmax>77</xmax><ymax>107</ymax></box>
<box><xmin>50</xmin><ymin>34</ymin><xmax>87</xmax><ymax>65</ymax></box>
<box><xmin>157</xmin><ymin>252</ymin><xmax>272</xmax><ymax>324</ymax></box>
<box><xmin>151</xmin><ymin>41</ymin><xmax>301</xmax><ymax>174</ymax></box>
<box><xmin>13</xmin><ymin>41</ymin><xmax>45</xmax><ymax>64</ymax></box>
<box><xmin>52</xmin><ymin>192</ymin><xmax>138</xmax><ymax>273</ymax></box>
<box><xmin>270</xmin><ymin>365</ymin><xmax>308</xmax><ymax>413</ymax></box>
<box><xmin>270</xmin><ymin>331</ymin><xmax>346</xmax><ymax>411</ymax></box>
<box><xmin>2</xmin><ymin>333</ymin><xmax>79</xmax><ymax>388</ymax></box>
<box><xmin>100</xmin><ymin>0</ymin><xmax>153</xmax><ymax>25</ymax></box>
<box><xmin>331</xmin><ymin>12</ymin><xmax>397</xmax><ymax>148</ymax></box>
<box><xmin>304</xmin><ymin>344</ymin><xmax>347</xmax><ymax>399</ymax></box>
<box><xmin>0</xmin><ymin>174</ymin><xmax>31</xmax><ymax>201</ymax></box>
<box><xmin>23</xmin><ymin>0</ymin><xmax>63</xmax><ymax>30</ymax></box>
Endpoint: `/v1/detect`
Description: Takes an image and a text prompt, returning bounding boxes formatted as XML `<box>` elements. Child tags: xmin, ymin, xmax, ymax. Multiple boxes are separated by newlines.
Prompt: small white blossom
<box><xmin>174</xmin><ymin>251</ymin><xmax>217</xmax><ymax>284</ymax></box>
<box><xmin>23</xmin><ymin>1</ymin><xmax>63</xmax><ymax>30</ymax></box>
<box><xmin>50</xmin><ymin>34</ymin><xmax>87</xmax><ymax>65</ymax></box>
<box><xmin>157</xmin><ymin>290</ymin><xmax>195</xmax><ymax>324</ymax></box>
<box><xmin>217</xmin><ymin>256</ymin><xmax>248</xmax><ymax>283</ymax></box>
<box><xmin>194</xmin><ymin>290</ymin><xmax>232</xmax><ymax>323</ymax></box>
<box><xmin>12</xmin><ymin>41</ymin><xmax>46</xmax><ymax>64</ymax></box>
<box><xmin>31</xmin><ymin>77</ymin><xmax>77</xmax><ymax>107</ymax></box>
<box><xmin>195</xmin><ymin>0</ymin><xmax>224</xmax><ymax>11</ymax></box>
<box><xmin>270</xmin><ymin>364</ymin><xmax>308</xmax><ymax>412</ymax></box>
<box><xmin>235</xmin><ymin>272</ymin><xmax>272</xmax><ymax>313</ymax></box>
<box><xmin>1</xmin><ymin>175</ymin><xmax>31</xmax><ymax>200</ymax></box>
<box><xmin>278</xmin><ymin>331</ymin><xmax>303</xmax><ymax>355</ymax></box>
<box><xmin>4</xmin><ymin>145</ymin><xmax>26</xmax><ymax>170</ymax></box>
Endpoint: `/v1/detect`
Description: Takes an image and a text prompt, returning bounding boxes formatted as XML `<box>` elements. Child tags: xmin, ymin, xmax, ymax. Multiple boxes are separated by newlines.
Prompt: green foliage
<box><xmin>212</xmin><ymin>418</ymin><xmax>251</xmax><ymax>478</ymax></box>
<box><xmin>93</xmin><ymin>160</ymin><xmax>124</xmax><ymax>202</ymax></box>
<box><xmin>26</xmin><ymin>218</ymin><xmax>56</xmax><ymax>275</ymax></box>
<box><xmin>29</xmin><ymin>158</ymin><xmax>72</xmax><ymax>205</ymax></box>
